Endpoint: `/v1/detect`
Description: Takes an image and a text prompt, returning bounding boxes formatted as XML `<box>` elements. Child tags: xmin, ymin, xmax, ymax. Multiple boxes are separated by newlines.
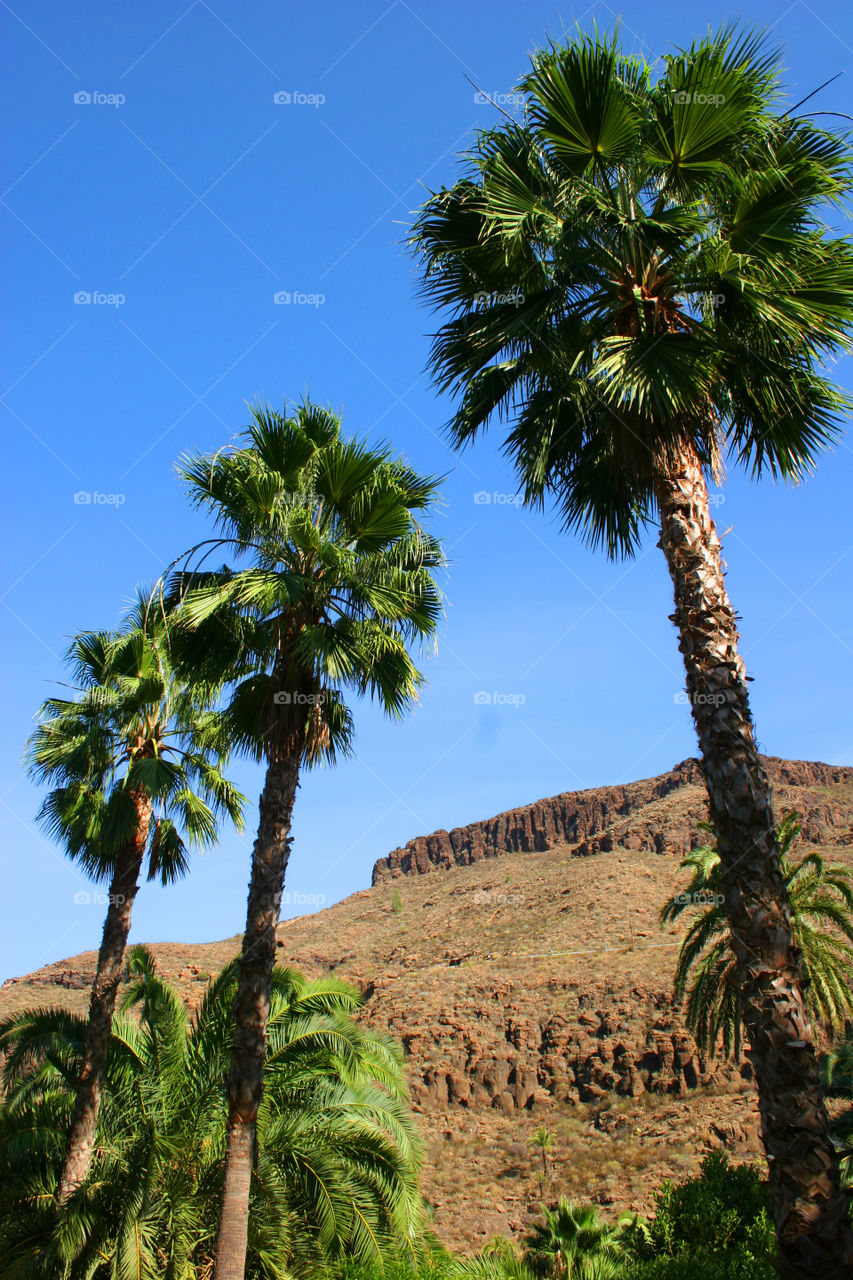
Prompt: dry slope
<box><xmin>3</xmin><ymin>756</ymin><xmax>851</xmax><ymax>1249</ymax></box>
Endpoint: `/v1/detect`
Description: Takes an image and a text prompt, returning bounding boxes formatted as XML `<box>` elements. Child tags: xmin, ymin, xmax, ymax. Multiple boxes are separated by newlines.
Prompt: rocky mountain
<box><xmin>372</xmin><ymin>756</ymin><xmax>852</xmax><ymax>881</ymax></box>
<box><xmin>3</xmin><ymin>756</ymin><xmax>852</xmax><ymax>1250</ymax></box>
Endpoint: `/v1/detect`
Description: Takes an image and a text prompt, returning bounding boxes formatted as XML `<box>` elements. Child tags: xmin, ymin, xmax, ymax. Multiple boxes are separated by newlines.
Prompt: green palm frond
<box><xmin>663</xmin><ymin>813</ymin><xmax>853</xmax><ymax>1056</ymax></box>
<box><xmin>25</xmin><ymin>592</ymin><xmax>245</xmax><ymax>893</ymax></box>
<box><xmin>523</xmin><ymin>1195</ymin><xmax>624</xmax><ymax>1278</ymax></box>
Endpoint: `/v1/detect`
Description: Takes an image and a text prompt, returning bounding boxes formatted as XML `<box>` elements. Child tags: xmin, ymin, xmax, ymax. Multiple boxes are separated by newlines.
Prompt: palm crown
<box><xmin>411</xmin><ymin>25</ymin><xmax>853</xmax><ymax>555</ymax></box>
<box><xmin>523</xmin><ymin>1197</ymin><xmax>624</xmax><ymax>1278</ymax></box>
<box><xmin>26</xmin><ymin>596</ymin><xmax>244</xmax><ymax>886</ymax></box>
<box><xmin>170</xmin><ymin>400</ymin><xmax>444</xmax><ymax>764</ymax></box>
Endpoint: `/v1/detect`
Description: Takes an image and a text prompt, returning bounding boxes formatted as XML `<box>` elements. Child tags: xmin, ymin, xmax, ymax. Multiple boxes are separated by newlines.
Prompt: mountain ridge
<box><xmin>371</xmin><ymin>755</ymin><xmax>853</xmax><ymax>883</ymax></box>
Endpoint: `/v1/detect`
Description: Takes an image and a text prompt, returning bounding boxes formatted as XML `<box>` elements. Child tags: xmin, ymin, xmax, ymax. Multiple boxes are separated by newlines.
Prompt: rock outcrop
<box><xmin>372</xmin><ymin>756</ymin><xmax>852</xmax><ymax>882</ymax></box>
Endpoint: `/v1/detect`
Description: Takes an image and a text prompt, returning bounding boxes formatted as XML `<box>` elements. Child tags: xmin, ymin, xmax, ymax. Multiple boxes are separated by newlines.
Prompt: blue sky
<box><xmin>2</xmin><ymin>0</ymin><xmax>852</xmax><ymax>982</ymax></box>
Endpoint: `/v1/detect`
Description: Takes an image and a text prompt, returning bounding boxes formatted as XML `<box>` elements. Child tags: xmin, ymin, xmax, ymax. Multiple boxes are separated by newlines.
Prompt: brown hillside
<box><xmin>3</xmin><ymin>755</ymin><xmax>852</xmax><ymax>1250</ymax></box>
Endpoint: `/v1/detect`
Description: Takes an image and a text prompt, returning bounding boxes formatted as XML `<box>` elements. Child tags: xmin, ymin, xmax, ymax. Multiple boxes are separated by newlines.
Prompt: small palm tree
<box><xmin>24</xmin><ymin>598</ymin><xmax>244</xmax><ymax>1203</ymax></box>
<box><xmin>410</xmin><ymin>25</ymin><xmax>853</xmax><ymax>1271</ymax></box>
<box><xmin>524</xmin><ymin>1199</ymin><xmax>624</xmax><ymax>1279</ymax></box>
<box><xmin>530</xmin><ymin>1126</ymin><xmax>556</xmax><ymax>1180</ymax></box>
<box><xmin>168</xmin><ymin>400</ymin><xmax>443</xmax><ymax>1280</ymax></box>
<box><xmin>662</xmin><ymin>815</ymin><xmax>853</xmax><ymax>1062</ymax></box>
<box><xmin>0</xmin><ymin>949</ymin><xmax>424</xmax><ymax>1277</ymax></box>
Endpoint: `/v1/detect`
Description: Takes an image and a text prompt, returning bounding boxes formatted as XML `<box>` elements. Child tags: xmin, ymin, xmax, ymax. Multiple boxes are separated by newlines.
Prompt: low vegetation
<box><xmin>0</xmin><ymin>951</ymin><xmax>423</xmax><ymax>1276</ymax></box>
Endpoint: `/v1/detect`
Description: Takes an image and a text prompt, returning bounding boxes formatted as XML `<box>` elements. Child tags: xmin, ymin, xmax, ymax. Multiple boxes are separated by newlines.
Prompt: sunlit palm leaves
<box><xmin>0</xmin><ymin>950</ymin><xmax>423</xmax><ymax>1278</ymax></box>
<box><xmin>167</xmin><ymin>400</ymin><xmax>444</xmax><ymax>764</ymax></box>
<box><xmin>26</xmin><ymin>595</ymin><xmax>244</xmax><ymax>886</ymax></box>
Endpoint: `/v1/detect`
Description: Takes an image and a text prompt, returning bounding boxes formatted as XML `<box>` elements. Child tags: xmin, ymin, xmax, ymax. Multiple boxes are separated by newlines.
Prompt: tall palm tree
<box><xmin>662</xmin><ymin>815</ymin><xmax>853</xmax><ymax>1062</ymax></box>
<box><xmin>168</xmin><ymin>400</ymin><xmax>443</xmax><ymax>1279</ymax></box>
<box><xmin>410</xmin><ymin>25</ymin><xmax>853</xmax><ymax>1273</ymax></box>
<box><xmin>25</xmin><ymin>599</ymin><xmax>244</xmax><ymax>1203</ymax></box>
<box><xmin>0</xmin><ymin>949</ymin><xmax>423</xmax><ymax>1277</ymax></box>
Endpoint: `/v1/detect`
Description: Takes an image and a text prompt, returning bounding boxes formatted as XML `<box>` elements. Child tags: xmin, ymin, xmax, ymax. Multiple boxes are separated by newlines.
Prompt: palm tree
<box><xmin>24</xmin><ymin>599</ymin><xmax>244</xmax><ymax>1204</ymax></box>
<box><xmin>662</xmin><ymin>815</ymin><xmax>853</xmax><ymax>1063</ymax></box>
<box><xmin>523</xmin><ymin>1199</ymin><xmax>624</xmax><ymax>1279</ymax></box>
<box><xmin>529</xmin><ymin>1126</ymin><xmax>556</xmax><ymax>1180</ymax></box>
<box><xmin>167</xmin><ymin>400</ymin><xmax>443</xmax><ymax>1279</ymax></box>
<box><xmin>409</xmin><ymin>25</ymin><xmax>853</xmax><ymax>1273</ymax></box>
<box><xmin>0</xmin><ymin>949</ymin><xmax>423</xmax><ymax>1277</ymax></box>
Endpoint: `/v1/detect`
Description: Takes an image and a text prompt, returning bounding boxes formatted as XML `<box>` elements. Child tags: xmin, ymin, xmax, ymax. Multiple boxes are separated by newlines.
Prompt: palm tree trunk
<box><xmin>653</xmin><ymin>443</ymin><xmax>853</xmax><ymax>1277</ymax></box>
<box><xmin>58</xmin><ymin>789</ymin><xmax>152</xmax><ymax>1203</ymax></box>
<box><xmin>213</xmin><ymin>749</ymin><xmax>300</xmax><ymax>1280</ymax></box>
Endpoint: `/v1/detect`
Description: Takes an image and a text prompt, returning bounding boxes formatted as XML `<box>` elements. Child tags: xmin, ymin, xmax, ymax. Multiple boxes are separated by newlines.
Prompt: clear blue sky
<box><xmin>2</xmin><ymin>0</ymin><xmax>852</xmax><ymax>983</ymax></box>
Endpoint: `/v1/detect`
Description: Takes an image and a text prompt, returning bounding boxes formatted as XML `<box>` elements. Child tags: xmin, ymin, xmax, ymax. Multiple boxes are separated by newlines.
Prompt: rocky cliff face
<box><xmin>4</xmin><ymin>756</ymin><xmax>852</xmax><ymax>1249</ymax></box>
<box><xmin>372</xmin><ymin>756</ymin><xmax>852</xmax><ymax>882</ymax></box>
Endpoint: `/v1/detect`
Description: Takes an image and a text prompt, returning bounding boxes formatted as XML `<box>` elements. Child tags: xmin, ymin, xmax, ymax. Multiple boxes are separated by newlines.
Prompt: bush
<box><xmin>622</xmin><ymin>1151</ymin><xmax>775</xmax><ymax>1278</ymax></box>
<box><xmin>626</xmin><ymin>1255</ymin><xmax>771</xmax><ymax>1280</ymax></box>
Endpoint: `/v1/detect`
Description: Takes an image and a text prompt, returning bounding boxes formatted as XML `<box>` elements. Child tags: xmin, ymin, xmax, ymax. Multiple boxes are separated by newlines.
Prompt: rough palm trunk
<box><xmin>213</xmin><ymin>748</ymin><xmax>300</xmax><ymax>1280</ymax></box>
<box><xmin>58</xmin><ymin>789</ymin><xmax>152</xmax><ymax>1203</ymax></box>
<box><xmin>654</xmin><ymin>443</ymin><xmax>853</xmax><ymax>1277</ymax></box>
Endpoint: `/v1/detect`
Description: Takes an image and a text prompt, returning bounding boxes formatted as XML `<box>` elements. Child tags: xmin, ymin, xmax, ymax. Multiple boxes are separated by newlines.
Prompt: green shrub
<box><xmin>626</xmin><ymin>1255</ymin><xmax>771</xmax><ymax>1280</ymax></box>
<box><xmin>622</xmin><ymin>1151</ymin><xmax>775</xmax><ymax>1278</ymax></box>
